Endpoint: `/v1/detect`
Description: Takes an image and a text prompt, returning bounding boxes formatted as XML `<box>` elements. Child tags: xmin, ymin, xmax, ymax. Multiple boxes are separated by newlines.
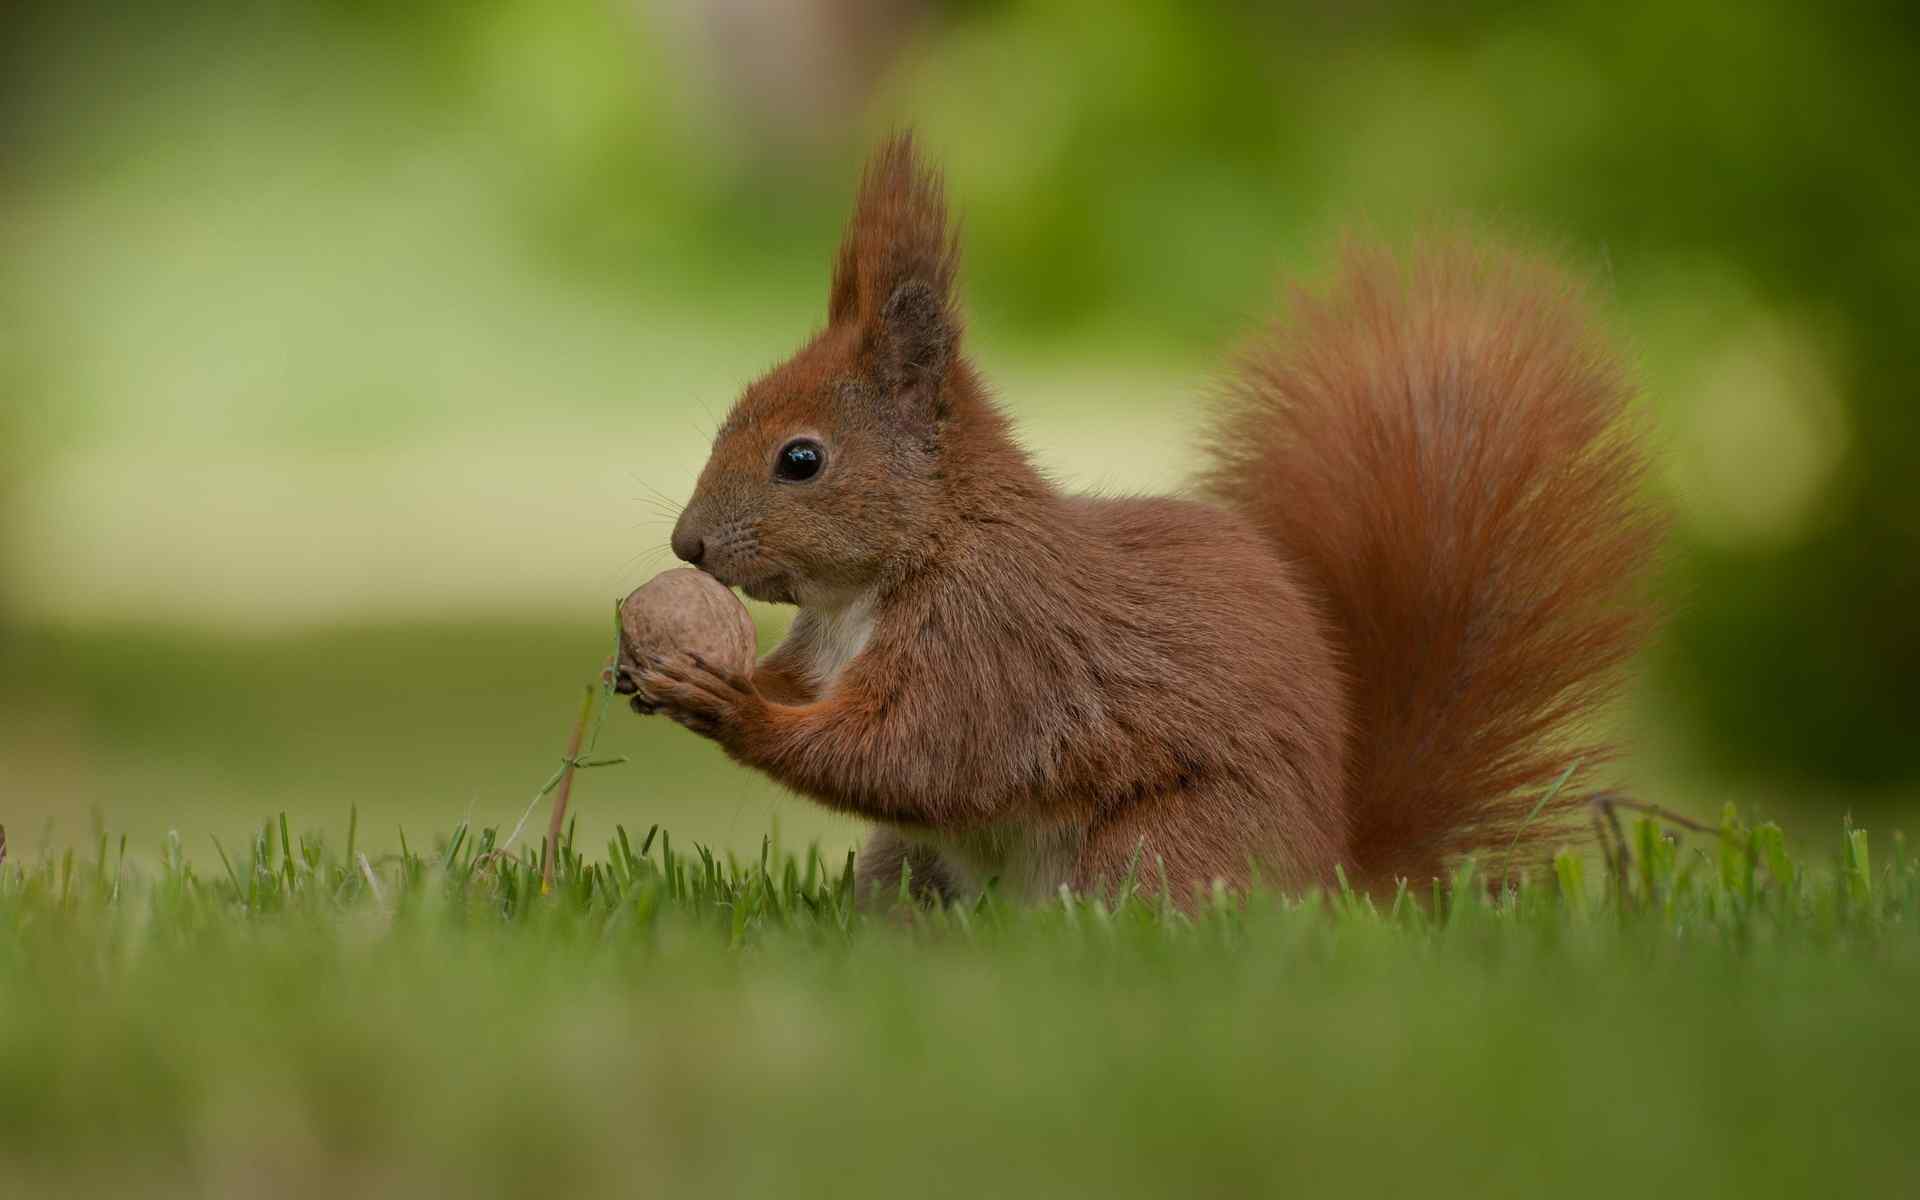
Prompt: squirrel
<box><xmin>620</xmin><ymin>132</ymin><xmax>1660</xmax><ymax>904</ymax></box>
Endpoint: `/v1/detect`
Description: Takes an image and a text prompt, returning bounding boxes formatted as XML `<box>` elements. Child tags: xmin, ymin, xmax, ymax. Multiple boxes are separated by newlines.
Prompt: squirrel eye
<box><xmin>774</xmin><ymin>438</ymin><xmax>825</xmax><ymax>483</ymax></box>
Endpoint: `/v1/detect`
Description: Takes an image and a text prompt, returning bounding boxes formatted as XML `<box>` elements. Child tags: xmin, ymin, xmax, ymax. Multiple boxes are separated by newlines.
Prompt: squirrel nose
<box><xmin>670</xmin><ymin>519</ymin><xmax>705</xmax><ymax>566</ymax></box>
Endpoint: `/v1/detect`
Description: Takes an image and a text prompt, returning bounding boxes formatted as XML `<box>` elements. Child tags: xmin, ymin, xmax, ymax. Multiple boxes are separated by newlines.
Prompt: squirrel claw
<box><xmin>630</xmin><ymin>653</ymin><xmax>761</xmax><ymax>745</ymax></box>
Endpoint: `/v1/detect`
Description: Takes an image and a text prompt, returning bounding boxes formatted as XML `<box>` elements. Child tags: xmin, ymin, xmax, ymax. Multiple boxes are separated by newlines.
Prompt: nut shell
<box><xmin>619</xmin><ymin>568</ymin><xmax>757</xmax><ymax>678</ymax></box>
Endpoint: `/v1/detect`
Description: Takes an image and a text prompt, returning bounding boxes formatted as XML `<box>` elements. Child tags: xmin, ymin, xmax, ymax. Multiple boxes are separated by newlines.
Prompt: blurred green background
<box><xmin>3</xmin><ymin>0</ymin><xmax>1917</xmax><ymax>861</ymax></box>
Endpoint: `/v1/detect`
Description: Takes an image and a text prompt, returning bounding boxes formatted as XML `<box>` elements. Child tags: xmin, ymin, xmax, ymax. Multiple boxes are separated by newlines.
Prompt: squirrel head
<box><xmin>670</xmin><ymin>132</ymin><xmax>967</xmax><ymax>607</ymax></box>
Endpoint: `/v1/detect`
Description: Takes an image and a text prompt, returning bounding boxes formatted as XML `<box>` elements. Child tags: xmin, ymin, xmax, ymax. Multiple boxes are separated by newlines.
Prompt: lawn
<box><xmin>1</xmin><ymin>788</ymin><xmax>1914</xmax><ymax>1197</ymax></box>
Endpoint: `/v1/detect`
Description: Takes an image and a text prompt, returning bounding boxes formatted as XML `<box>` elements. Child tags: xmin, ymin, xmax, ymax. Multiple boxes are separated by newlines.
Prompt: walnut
<box><xmin>618</xmin><ymin>568</ymin><xmax>757</xmax><ymax>679</ymax></box>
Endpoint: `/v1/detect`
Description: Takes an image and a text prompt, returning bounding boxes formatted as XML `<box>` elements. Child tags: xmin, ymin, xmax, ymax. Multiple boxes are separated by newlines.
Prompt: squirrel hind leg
<box><xmin>1075</xmin><ymin>783</ymin><xmax>1337</xmax><ymax>908</ymax></box>
<box><xmin>853</xmin><ymin>827</ymin><xmax>960</xmax><ymax>909</ymax></box>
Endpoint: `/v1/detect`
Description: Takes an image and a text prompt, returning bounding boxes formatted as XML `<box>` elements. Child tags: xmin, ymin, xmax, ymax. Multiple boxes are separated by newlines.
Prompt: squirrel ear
<box><xmin>828</xmin><ymin>132</ymin><xmax>963</xmax><ymax>433</ymax></box>
<box><xmin>876</xmin><ymin>279</ymin><xmax>954</xmax><ymax>424</ymax></box>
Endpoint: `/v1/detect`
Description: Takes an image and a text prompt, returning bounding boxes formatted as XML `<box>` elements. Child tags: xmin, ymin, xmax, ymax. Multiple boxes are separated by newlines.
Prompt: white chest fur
<box><xmin>799</xmin><ymin>591</ymin><xmax>878</xmax><ymax>689</ymax></box>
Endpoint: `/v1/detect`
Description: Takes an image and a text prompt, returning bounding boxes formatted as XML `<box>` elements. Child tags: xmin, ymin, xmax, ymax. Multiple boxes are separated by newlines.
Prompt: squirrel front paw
<box><xmin>612</xmin><ymin>657</ymin><xmax>659</xmax><ymax>714</ymax></box>
<box><xmin>626</xmin><ymin>653</ymin><xmax>766</xmax><ymax>745</ymax></box>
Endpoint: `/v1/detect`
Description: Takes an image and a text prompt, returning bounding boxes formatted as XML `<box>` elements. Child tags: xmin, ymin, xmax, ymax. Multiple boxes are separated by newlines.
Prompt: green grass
<box><xmin>1</xmin><ymin>801</ymin><xmax>1915</xmax><ymax>1197</ymax></box>
<box><xmin>5</xmin><ymin>627</ymin><xmax>1917</xmax><ymax>1195</ymax></box>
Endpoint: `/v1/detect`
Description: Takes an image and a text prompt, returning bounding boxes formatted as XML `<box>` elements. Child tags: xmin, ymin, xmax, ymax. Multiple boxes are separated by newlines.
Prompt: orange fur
<box><xmin>624</xmin><ymin>134</ymin><xmax>1660</xmax><ymax>903</ymax></box>
<box><xmin>1199</xmin><ymin>242</ymin><xmax>1662</xmax><ymax>886</ymax></box>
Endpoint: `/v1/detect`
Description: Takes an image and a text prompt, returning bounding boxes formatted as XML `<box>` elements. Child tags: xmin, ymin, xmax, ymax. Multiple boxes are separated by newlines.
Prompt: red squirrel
<box><xmin>621</xmin><ymin>133</ymin><xmax>1659</xmax><ymax>903</ymax></box>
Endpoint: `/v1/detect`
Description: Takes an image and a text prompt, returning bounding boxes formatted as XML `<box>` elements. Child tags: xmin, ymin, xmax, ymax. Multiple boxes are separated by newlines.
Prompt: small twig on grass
<box><xmin>489</xmin><ymin>612</ymin><xmax>630</xmax><ymax>882</ymax></box>
<box><xmin>534</xmin><ymin>618</ymin><xmax>632</xmax><ymax>892</ymax></box>
<box><xmin>1596</xmin><ymin>794</ymin><xmax>1716</xmax><ymax>835</ymax></box>
<box><xmin>1589</xmin><ymin>793</ymin><xmax>1717</xmax><ymax>897</ymax></box>
<box><xmin>542</xmin><ymin>679</ymin><xmax>601</xmax><ymax>894</ymax></box>
<box><xmin>1591</xmin><ymin>801</ymin><xmax>1617</xmax><ymax>890</ymax></box>
<box><xmin>1594</xmin><ymin>793</ymin><xmax>1633</xmax><ymax>893</ymax></box>
<box><xmin>0</xmin><ymin>823</ymin><xmax>7</xmax><ymax>869</ymax></box>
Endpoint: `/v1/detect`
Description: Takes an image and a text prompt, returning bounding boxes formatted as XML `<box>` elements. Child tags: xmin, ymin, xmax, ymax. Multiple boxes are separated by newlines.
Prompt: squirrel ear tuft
<box><xmin>828</xmin><ymin>131</ymin><xmax>962</xmax><ymax>343</ymax></box>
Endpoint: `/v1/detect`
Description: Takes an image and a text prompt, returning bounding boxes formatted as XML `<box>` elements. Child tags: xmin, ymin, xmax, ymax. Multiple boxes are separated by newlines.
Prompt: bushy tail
<box><xmin>1199</xmin><ymin>240</ymin><xmax>1661</xmax><ymax>886</ymax></box>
